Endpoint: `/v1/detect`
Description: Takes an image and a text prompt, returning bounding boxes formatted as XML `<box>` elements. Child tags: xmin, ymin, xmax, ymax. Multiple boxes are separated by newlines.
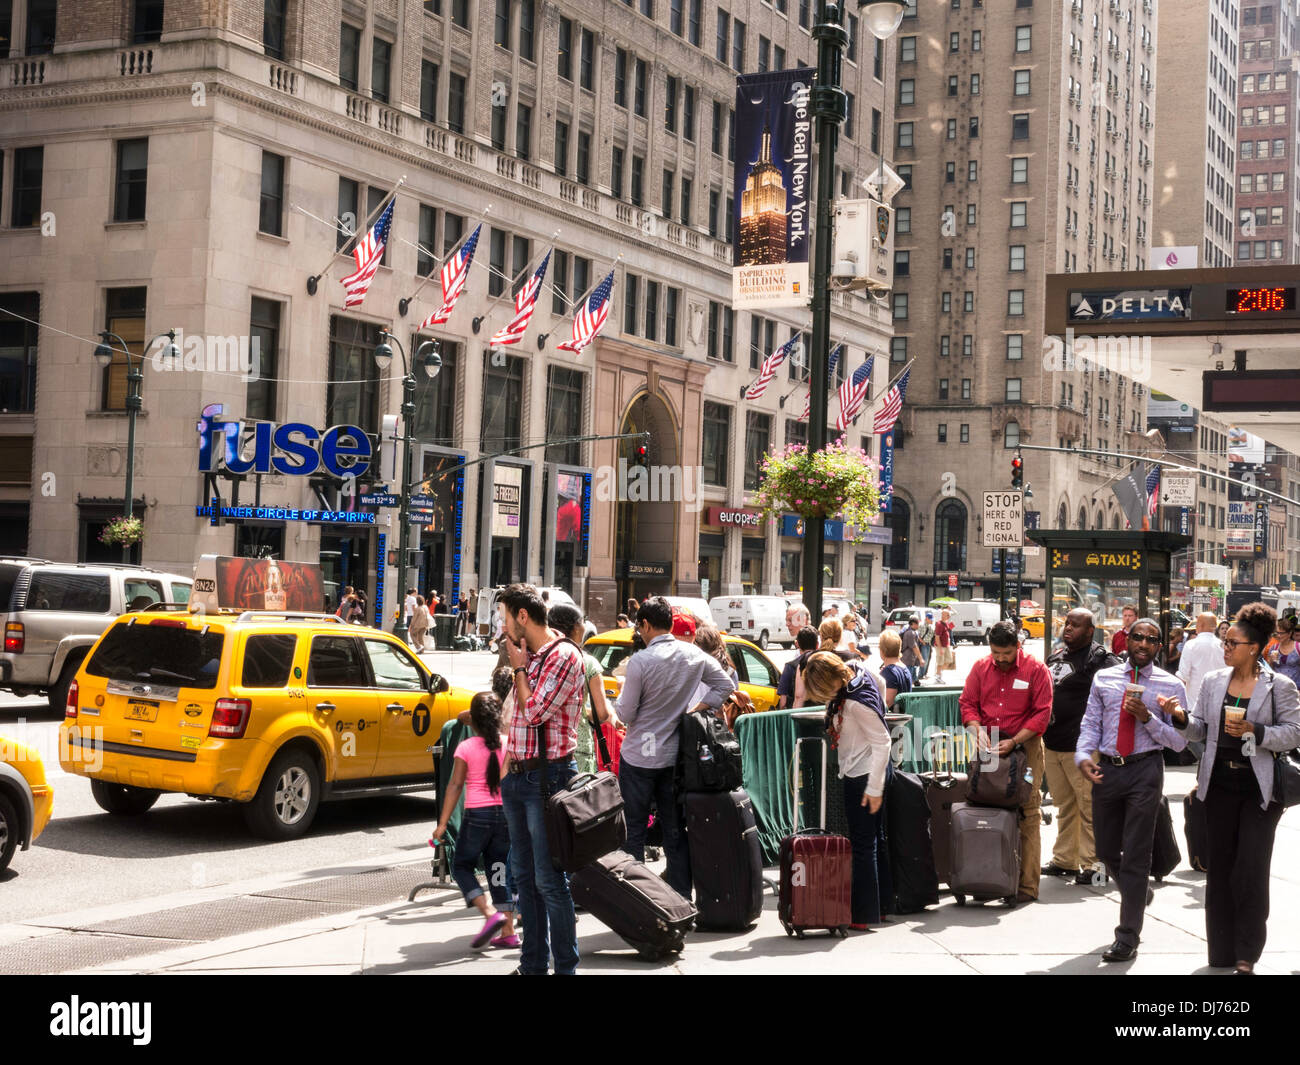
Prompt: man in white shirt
<box><xmin>1176</xmin><ymin>611</ymin><xmax>1225</xmax><ymax>715</ymax></box>
<box><xmin>403</xmin><ymin>588</ymin><xmax>417</xmax><ymax>632</ymax></box>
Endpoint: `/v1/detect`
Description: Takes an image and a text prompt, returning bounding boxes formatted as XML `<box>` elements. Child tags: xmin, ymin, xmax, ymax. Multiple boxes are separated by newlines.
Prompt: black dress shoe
<box><xmin>1075</xmin><ymin>870</ymin><xmax>1101</xmax><ymax>886</ymax></box>
<box><xmin>1103</xmin><ymin>941</ymin><xmax>1138</xmax><ymax>962</ymax></box>
<box><xmin>1041</xmin><ymin>863</ymin><xmax>1075</xmax><ymax>877</ymax></box>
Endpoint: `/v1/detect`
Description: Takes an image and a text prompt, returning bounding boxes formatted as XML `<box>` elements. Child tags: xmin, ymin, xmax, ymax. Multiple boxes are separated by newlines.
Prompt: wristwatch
<box><xmin>513</xmin><ymin>666</ymin><xmax>527</xmax><ymax>676</ymax></box>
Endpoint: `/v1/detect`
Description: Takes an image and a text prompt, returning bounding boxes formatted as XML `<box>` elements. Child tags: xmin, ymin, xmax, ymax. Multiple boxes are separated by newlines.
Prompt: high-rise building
<box><xmin>739</xmin><ymin>127</ymin><xmax>789</xmax><ymax>265</ymax></box>
<box><xmin>0</xmin><ymin>0</ymin><xmax>895</xmax><ymax>626</ymax></box>
<box><xmin>885</xmin><ymin>0</ymin><xmax>1156</xmax><ymax>607</ymax></box>
<box><xmin>1151</xmin><ymin>0</ymin><xmax>1240</xmax><ymax>268</ymax></box>
<box><xmin>1237</xmin><ymin>0</ymin><xmax>1300</xmax><ymax>264</ymax></box>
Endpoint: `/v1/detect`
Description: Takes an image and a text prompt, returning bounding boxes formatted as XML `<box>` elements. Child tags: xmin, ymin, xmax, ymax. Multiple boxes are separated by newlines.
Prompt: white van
<box><xmin>1277</xmin><ymin>590</ymin><xmax>1299</xmax><ymax>619</ymax></box>
<box><xmin>664</xmin><ymin>595</ymin><xmax>715</xmax><ymax>627</ymax></box>
<box><xmin>947</xmin><ymin>600</ymin><xmax>1001</xmax><ymax>644</ymax></box>
<box><xmin>709</xmin><ymin>595</ymin><xmax>793</xmax><ymax>649</ymax></box>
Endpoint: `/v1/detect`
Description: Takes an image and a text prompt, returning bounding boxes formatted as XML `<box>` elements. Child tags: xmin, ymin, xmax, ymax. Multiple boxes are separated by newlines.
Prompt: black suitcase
<box><xmin>544</xmin><ymin>771</ymin><xmax>626</xmax><ymax>873</ymax></box>
<box><xmin>685</xmin><ymin>789</ymin><xmax>764</xmax><ymax>931</ymax></box>
<box><xmin>1150</xmin><ymin>795</ymin><xmax>1181</xmax><ymax>881</ymax></box>
<box><xmin>920</xmin><ymin>768</ymin><xmax>969</xmax><ymax>887</ymax></box>
<box><xmin>886</xmin><ymin>770</ymin><xmax>940</xmax><ymax>913</ymax></box>
<box><xmin>569</xmin><ymin>851</ymin><xmax>697</xmax><ymax>960</ymax></box>
<box><xmin>949</xmin><ymin>802</ymin><xmax>1021</xmax><ymax>906</ymax></box>
<box><xmin>1184</xmin><ymin>787</ymin><xmax>1209</xmax><ymax>872</ymax></box>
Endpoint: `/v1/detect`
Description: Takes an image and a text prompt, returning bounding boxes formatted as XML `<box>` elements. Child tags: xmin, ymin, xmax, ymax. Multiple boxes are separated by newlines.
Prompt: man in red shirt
<box><xmin>1111</xmin><ymin>605</ymin><xmax>1138</xmax><ymax>656</ymax></box>
<box><xmin>959</xmin><ymin>620</ymin><xmax>1054</xmax><ymax>902</ymax></box>
<box><xmin>934</xmin><ymin>608</ymin><xmax>955</xmax><ymax>683</ymax></box>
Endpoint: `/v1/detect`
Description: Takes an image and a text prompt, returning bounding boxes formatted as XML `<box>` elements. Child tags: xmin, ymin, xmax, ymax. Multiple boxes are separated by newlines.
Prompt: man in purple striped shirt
<box><xmin>1076</xmin><ymin>618</ymin><xmax>1188</xmax><ymax>962</ymax></box>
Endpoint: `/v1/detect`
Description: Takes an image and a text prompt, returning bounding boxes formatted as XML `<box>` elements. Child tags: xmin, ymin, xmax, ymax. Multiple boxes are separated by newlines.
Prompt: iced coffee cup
<box><xmin>1224</xmin><ymin>707</ymin><xmax>1247</xmax><ymax>727</ymax></box>
<box><xmin>1123</xmin><ymin>683</ymin><xmax>1145</xmax><ymax>711</ymax></box>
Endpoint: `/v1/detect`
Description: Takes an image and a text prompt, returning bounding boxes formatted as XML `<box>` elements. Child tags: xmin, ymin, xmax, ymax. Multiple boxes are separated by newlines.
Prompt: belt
<box><xmin>1218</xmin><ymin>759</ymin><xmax>1253</xmax><ymax>771</ymax></box>
<box><xmin>1098</xmin><ymin>749</ymin><xmax>1160</xmax><ymax>767</ymax></box>
<box><xmin>507</xmin><ymin>755</ymin><xmax>570</xmax><ymax>775</ymax></box>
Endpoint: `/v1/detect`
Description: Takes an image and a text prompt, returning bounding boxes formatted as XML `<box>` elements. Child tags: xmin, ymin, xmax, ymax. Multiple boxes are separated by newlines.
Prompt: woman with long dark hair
<box><xmin>433</xmin><ymin>692</ymin><xmax>518</xmax><ymax>950</ymax></box>
<box><xmin>1162</xmin><ymin>602</ymin><xmax>1300</xmax><ymax>973</ymax></box>
<box><xmin>802</xmin><ymin>652</ymin><xmax>893</xmax><ymax>930</ymax></box>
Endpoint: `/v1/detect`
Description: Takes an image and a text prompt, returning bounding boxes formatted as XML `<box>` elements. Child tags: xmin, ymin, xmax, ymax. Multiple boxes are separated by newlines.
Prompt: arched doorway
<box><xmin>934</xmin><ymin>499</ymin><xmax>967</xmax><ymax>573</ymax></box>
<box><xmin>616</xmin><ymin>390</ymin><xmax>680</xmax><ymax>606</ymax></box>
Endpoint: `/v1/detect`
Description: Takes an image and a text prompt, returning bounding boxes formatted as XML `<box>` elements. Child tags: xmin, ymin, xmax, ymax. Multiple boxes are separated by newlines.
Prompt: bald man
<box><xmin>1176</xmin><ymin>612</ymin><xmax>1224</xmax><ymax>716</ymax></box>
<box><xmin>1042</xmin><ymin>609</ymin><xmax>1119</xmax><ymax>882</ymax></box>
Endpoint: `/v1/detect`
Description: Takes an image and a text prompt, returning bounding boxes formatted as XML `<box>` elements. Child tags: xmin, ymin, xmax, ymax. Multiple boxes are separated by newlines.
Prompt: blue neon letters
<box><xmin>198</xmin><ymin>414</ymin><xmax>372</xmax><ymax>479</ymax></box>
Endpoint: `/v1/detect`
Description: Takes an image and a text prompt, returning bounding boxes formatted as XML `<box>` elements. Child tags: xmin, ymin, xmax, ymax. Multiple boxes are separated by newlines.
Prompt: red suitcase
<box><xmin>595</xmin><ymin>721</ymin><xmax>622</xmax><ymax>775</ymax></box>
<box><xmin>778</xmin><ymin>738</ymin><xmax>853</xmax><ymax>938</ymax></box>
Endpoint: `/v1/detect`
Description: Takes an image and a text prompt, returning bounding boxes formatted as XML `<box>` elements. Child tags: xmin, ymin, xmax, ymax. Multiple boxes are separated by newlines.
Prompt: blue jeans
<box><xmin>619</xmin><ymin>760</ymin><xmax>691</xmax><ymax>898</ymax></box>
<box><xmin>500</xmin><ymin>761</ymin><xmax>579</xmax><ymax>974</ymax></box>
<box><xmin>843</xmin><ymin>765</ymin><xmax>894</xmax><ymax>924</ymax></box>
<box><xmin>452</xmin><ymin>806</ymin><xmax>513</xmax><ymax>912</ymax></box>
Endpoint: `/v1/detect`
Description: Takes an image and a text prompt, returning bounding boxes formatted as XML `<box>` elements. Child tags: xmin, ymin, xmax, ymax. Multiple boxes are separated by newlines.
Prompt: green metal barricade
<box><xmin>893</xmin><ymin>687</ymin><xmax>973</xmax><ymax>773</ymax></box>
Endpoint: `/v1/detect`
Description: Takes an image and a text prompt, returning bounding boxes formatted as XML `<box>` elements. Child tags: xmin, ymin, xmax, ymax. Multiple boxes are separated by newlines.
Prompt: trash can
<box><xmin>433</xmin><ymin>613</ymin><xmax>455</xmax><ymax>650</ymax></box>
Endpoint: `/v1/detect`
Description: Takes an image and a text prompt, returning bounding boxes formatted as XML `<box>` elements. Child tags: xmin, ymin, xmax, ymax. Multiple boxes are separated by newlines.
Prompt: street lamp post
<box><xmin>799</xmin><ymin>0</ymin><xmax>904</xmax><ymax>618</ymax></box>
<box><xmin>374</xmin><ymin>330</ymin><xmax>442</xmax><ymax>644</ymax></box>
<box><xmin>93</xmin><ymin>329</ymin><xmax>180</xmax><ymax>563</ymax></box>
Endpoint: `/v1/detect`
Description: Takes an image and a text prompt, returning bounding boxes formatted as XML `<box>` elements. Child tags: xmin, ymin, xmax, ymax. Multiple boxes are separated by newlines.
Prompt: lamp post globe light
<box><xmin>92</xmin><ymin>329</ymin><xmax>180</xmax><ymax>563</ymax></box>
<box><xmin>374</xmin><ymin>329</ymin><xmax>441</xmax><ymax>644</ymax></box>
<box><xmin>800</xmin><ymin>0</ymin><xmax>903</xmax><ymax>619</ymax></box>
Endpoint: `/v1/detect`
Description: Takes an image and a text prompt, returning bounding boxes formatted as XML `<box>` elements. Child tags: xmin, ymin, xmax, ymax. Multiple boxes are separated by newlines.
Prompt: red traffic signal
<box><xmin>1011</xmin><ymin>455</ymin><xmax>1024</xmax><ymax>489</ymax></box>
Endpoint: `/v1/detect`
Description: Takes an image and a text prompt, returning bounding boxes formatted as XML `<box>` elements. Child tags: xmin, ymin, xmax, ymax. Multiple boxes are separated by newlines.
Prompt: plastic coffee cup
<box><xmin>1224</xmin><ymin>707</ymin><xmax>1246</xmax><ymax>726</ymax></box>
<box><xmin>1124</xmin><ymin>683</ymin><xmax>1145</xmax><ymax>707</ymax></box>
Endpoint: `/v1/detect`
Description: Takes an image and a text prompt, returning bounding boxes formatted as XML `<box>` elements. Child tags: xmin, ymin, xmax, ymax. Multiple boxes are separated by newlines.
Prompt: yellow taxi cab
<box><xmin>584</xmin><ymin>627</ymin><xmax>782</xmax><ymax>712</ymax></box>
<box><xmin>1020</xmin><ymin>614</ymin><xmax>1045</xmax><ymax>640</ymax></box>
<box><xmin>0</xmin><ymin>735</ymin><xmax>53</xmax><ymax>872</ymax></box>
<box><xmin>60</xmin><ymin>606</ymin><xmax>472</xmax><ymax>840</ymax></box>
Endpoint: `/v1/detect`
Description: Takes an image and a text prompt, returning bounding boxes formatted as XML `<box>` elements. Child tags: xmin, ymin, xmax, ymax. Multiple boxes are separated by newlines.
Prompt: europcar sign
<box><xmin>198</xmin><ymin>405</ymin><xmax>372</xmax><ymax>478</ymax></box>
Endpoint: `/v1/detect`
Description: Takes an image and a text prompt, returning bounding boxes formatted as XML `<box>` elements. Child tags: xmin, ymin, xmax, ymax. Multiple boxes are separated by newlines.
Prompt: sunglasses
<box><xmin>1126</xmin><ymin>633</ymin><xmax>1160</xmax><ymax>645</ymax></box>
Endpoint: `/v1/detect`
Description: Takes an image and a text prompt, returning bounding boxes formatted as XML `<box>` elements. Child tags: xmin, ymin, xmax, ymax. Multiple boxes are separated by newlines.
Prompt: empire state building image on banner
<box><xmin>739</xmin><ymin>127</ymin><xmax>788</xmax><ymax>266</ymax></box>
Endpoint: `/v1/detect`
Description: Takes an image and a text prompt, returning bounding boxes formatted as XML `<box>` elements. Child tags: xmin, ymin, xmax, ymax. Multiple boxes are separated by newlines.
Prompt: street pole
<box><xmin>799</xmin><ymin>2</ymin><xmax>848</xmax><ymax>619</ymax></box>
<box><xmin>999</xmin><ymin>548</ymin><xmax>1007</xmax><ymax>620</ymax></box>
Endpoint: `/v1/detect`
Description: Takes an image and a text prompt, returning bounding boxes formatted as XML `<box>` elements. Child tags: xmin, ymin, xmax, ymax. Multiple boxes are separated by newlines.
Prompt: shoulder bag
<box><xmin>1267</xmin><ymin>686</ymin><xmax>1300</xmax><ymax>808</ymax></box>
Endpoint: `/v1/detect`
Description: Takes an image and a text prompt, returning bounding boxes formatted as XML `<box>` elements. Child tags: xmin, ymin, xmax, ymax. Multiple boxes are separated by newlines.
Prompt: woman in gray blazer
<box><xmin>1161</xmin><ymin>602</ymin><xmax>1300</xmax><ymax>974</ymax></box>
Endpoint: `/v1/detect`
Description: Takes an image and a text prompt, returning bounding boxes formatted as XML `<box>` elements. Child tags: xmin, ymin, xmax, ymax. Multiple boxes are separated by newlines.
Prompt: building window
<box><xmin>635</xmin><ymin>59</ymin><xmax>648</xmax><ymax>116</ymax></box>
<box><xmin>744</xmin><ymin>412</ymin><xmax>770</xmax><ymax>490</ymax></box>
<box><xmin>258</xmin><ymin>151</ymin><xmax>284</xmax><ymax>237</ymax></box>
<box><xmin>961</xmin><ymin>377</ymin><xmax>971</xmax><ymax>400</ymax></box>
<box><xmin>1004</xmin><ymin>421</ymin><xmax>1021</xmax><ymax>449</ymax></box>
<box><xmin>703</xmin><ymin>402</ymin><xmax>731</xmax><ymax>486</ymax></box>
<box><xmin>247</xmin><ymin>297</ymin><xmax>281</xmax><ymax>422</ymax></box>
<box><xmin>666</xmin><ymin>287</ymin><xmax>680</xmax><ymax>346</ymax></box>
<box><xmin>481</xmin><ymin>352</ymin><xmax>524</xmax><ymax>454</ymax></box>
<box><xmin>631</xmin><ymin>154</ymin><xmax>644</xmax><ymax>206</ymax></box>
<box><xmin>576</xmin><ymin>130</ymin><xmax>591</xmax><ymax>185</ymax></box>
<box><xmin>580</xmin><ymin>29</ymin><xmax>594</xmax><ymax>89</ymax></box>
<box><xmin>644</xmin><ymin>280</ymin><xmax>659</xmax><ymax>341</ymax></box>
<box><xmin>545</xmin><ymin>367</ymin><xmax>585</xmax><ymax>466</ymax></box>
<box><xmin>1005</xmin><ymin>378</ymin><xmax>1022</xmax><ymax>403</ymax></box>
<box><xmin>1010</xmin><ymin>201</ymin><xmax>1027</xmax><ymax>227</ymax></box>
<box><xmin>133</xmin><ymin>0</ymin><xmax>164</xmax><ymax>44</ymax></box>
<box><xmin>934</xmin><ymin>499</ymin><xmax>967</xmax><ymax>571</ymax></box>
<box><xmin>326</xmin><ymin>316</ymin><xmax>383</xmax><ymax>437</ymax></box>
<box><xmin>559</xmin><ymin>18</ymin><xmax>573</xmax><ymax>80</ymax></box>
<box><xmin>733</xmin><ymin>19</ymin><xmax>746</xmax><ymax>71</ymax></box>
<box><xmin>489</xmin><ymin>228</ymin><xmax>507</xmax><ymax>297</ymax></box>
<box><xmin>371</xmin><ymin>38</ymin><xmax>392</xmax><ymax>103</ymax></box>
<box><xmin>114</xmin><ymin>139</ymin><xmax>149</xmax><ymax>222</ymax></box>
<box><xmin>666</xmin><ymin>75</ymin><xmax>679</xmax><ymax>132</ymax></box>
<box><xmin>336</xmin><ymin>177</ymin><xmax>358</xmax><ymax>251</ymax></box>
<box><xmin>516</xmin><ymin>102</ymin><xmax>532</xmax><ymax>160</ymax></box>
<box><xmin>448</xmin><ymin>73</ymin><xmax>467</xmax><ymax>133</ymax></box>
<box><xmin>1006</xmin><ymin>334</ymin><xmax>1023</xmax><ymax>360</ymax></box>
<box><xmin>716</xmin><ymin>9</ymin><xmax>729</xmax><ymax>63</ymax></box>
<box><xmin>939</xmin><ymin>378</ymin><xmax>949</xmax><ymax>399</ymax></box>
<box><xmin>1015</xmin><ymin>25</ymin><xmax>1031</xmax><ymax>52</ymax></box>
<box><xmin>897</xmin><ymin>122</ymin><xmax>914</xmax><ymax>148</ymax></box>
<box><xmin>893</xmin><ymin>293</ymin><xmax>908</xmax><ymax>320</ymax></box>
<box><xmin>1008</xmin><ymin>290</ymin><xmax>1025</xmax><ymax>315</ymax></box>
<box><xmin>338</xmin><ymin>24</ymin><xmax>361</xmax><ymax>90</ymax></box>
<box><xmin>1009</xmin><ymin>245</ymin><xmax>1025</xmax><ymax>271</ymax></box>
<box><xmin>624</xmin><ymin>272</ymin><xmax>639</xmax><ymax>335</ymax></box>
<box><xmin>959</xmin><ymin>424</ymin><xmax>969</xmax><ymax>443</ymax></box>
<box><xmin>264</xmin><ymin>0</ymin><xmax>287</xmax><ymax>59</ymax></box>
<box><xmin>11</xmin><ymin>146</ymin><xmax>43</xmax><ymax>229</ymax></box>
<box><xmin>0</xmin><ymin>292</ymin><xmax>39</xmax><ymax>413</ymax></box>
<box><xmin>495</xmin><ymin>0</ymin><xmax>511</xmax><ymax>48</ymax></box>
<box><xmin>420</xmin><ymin>60</ymin><xmax>440</xmax><ymax>122</ymax></box>
<box><xmin>554</xmin><ymin>120</ymin><xmax>569</xmax><ymax>177</ymax></box>
<box><xmin>520</xmin><ymin>0</ymin><xmax>535</xmax><ymax>61</ymax></box>
<box><xmin>1012</xmin><ymin>157</ymin><xmax>1028</xmax><ymax>184</ymax></box>
<box><xmin>1012</xmin><ymin>114</ymin><xmax>1029</xmax><ymax>139</ymax></box>
<box><xmin>938</xmin><ymin>423</ymin><xmax>948</xmax><ymax>444</ymax></box>
<box><xmin>891</xmin><ymin>336</ymin><xmax>907</xmax><ymax>362</ymax></box>
<box><xmin>1014</xmin><ymin>69</ymin><xmax>1031</xmax><ymax>96</ymax></box>
<box><xmin>899</xmin><ymin>79</ymin><xmax>915</xmax><ymax>106</ymax></box>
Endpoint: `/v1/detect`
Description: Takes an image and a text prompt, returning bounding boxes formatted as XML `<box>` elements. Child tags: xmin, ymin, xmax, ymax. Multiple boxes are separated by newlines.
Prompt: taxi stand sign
<box><xmin>983</xmin><ymin>491</ymin><xmax>1024</xmax><ymax>548</ymax></box>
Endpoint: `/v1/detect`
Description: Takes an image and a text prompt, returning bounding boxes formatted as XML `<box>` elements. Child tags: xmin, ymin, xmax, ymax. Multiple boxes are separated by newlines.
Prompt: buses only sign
<box><xmin>983</xmin><ymin>491</ymin><xmax>1024</xmax><ymax>548</ymax></box>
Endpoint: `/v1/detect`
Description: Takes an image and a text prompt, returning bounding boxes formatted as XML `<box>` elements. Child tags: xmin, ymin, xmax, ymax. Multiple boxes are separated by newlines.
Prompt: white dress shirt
<box><xmin>1177</xmin><ymin>631</ymin><xmax>1224</xmax><ymax>716</ymax></box>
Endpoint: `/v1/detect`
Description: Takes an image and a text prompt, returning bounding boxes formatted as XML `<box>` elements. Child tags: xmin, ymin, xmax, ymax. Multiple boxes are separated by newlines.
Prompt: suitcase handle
<box><xmin>791</xmin><ymin>736</ymin><xmax>828</xmax><ymax>834</ymax></box>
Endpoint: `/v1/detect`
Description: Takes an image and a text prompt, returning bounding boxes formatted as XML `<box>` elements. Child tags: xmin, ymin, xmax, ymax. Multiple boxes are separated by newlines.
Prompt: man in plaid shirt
<box><xmin>499</xmin><ymin>583</ymin><xmax>586</xmax><ymax>974</ymax></box>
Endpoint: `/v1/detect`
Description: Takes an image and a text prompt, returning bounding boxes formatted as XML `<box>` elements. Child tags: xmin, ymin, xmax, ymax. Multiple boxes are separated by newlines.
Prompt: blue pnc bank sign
<box><xmin>197</xmin><ymin>404</ymin><xmax>373</xmax><ymax>479</ymax></box>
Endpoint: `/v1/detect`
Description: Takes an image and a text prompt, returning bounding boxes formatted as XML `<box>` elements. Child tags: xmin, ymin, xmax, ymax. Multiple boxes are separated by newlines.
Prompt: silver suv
<box><xmin>0</xmin><ymin>558</ymin><xmax>193</xmax><ymax>710</ymax></box>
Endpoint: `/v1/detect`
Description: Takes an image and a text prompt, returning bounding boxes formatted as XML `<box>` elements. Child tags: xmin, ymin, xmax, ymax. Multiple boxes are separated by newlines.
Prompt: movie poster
<box><xmin>732</xmin><ymin>69</ymin><xmax>815</xmax><ymax>309</ymax></box>
<box><xmin>556</xmin><ymin>472</ymin><xmax>583</xmax><ymax>543</ymax></box>
<box><xmin>211</xmin><ymin>557</ymin><xmax>325</xmax><ymax>611</ymax></box>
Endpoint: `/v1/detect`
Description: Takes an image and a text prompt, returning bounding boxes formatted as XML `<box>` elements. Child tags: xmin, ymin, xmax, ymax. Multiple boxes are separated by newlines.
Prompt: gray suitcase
<box><xmin>949</xmin><ymin>802</ymin><xmax>1020</xmax><ymax>907</ymax></box>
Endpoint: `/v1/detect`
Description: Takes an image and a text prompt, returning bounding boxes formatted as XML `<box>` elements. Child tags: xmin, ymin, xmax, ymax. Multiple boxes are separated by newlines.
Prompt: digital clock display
<box><xmin>1225</xmin><ymin>286</ymin><xmax>1298</xmax><ymax>313</ymax></box>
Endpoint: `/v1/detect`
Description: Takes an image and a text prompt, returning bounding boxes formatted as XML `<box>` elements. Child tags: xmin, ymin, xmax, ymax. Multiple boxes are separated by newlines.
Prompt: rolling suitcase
<box><xmin>778</xmin><ymin>738</ymin><xmax>853</xmax><ymax>938</ymax></box>
<box><xmin>949</xmin><ymin>802</ymin><xmax>1021</xmax><ymax>907</ymax></box>
<box><xmin>1150</xmin><ymin>796</ymin><xmax>1181</xmax><ymax>881</ymax></box>
<box><xmin>685</xmin><ymin>789</ymin><xmax>764</xmax><ymax>931</ymax></box>
<box><xmin>569</xmin><ymin>850</ymin><xmax>697</xmax><ymax>960</ymax></box>
<box><xmin>886</xmin><ymin>769</ymin><xmax>940</xmax><ymax>913</ymax></box>
<box><xmin>1184</xmin><ymin>787</ymin><xmax>1209</xmax><ymax>872</ymax></box>
<box><xmin>919</xmin><ymin>732</ymin><xmax>970</xmax><ymax>887</ymax></box>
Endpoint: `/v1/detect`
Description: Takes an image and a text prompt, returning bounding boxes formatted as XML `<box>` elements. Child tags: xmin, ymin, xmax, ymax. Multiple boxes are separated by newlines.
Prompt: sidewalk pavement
<box><xmin>4</xmin><ymin>767</ymin><xmax>1297</xmax><ymax>975</ymax></box>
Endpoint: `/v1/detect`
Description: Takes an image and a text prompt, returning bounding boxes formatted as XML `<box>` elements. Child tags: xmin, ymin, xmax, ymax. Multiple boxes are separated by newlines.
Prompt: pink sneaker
<box><xmin>471</xmin><ymin>912</ymin><xmax>507</xmax><ymax>951</ymax></box>
<box><xmin>490</xmin><ymin>933</ymin><xmax>521</xmax><ymax>949</ymax></box>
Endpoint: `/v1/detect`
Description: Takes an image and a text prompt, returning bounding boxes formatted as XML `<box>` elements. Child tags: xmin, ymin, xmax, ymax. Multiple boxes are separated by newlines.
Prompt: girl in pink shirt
<box><xmin>432</xmin><ymin>692</ymin><xmax>517</xmax><ymax>950</ymax></box>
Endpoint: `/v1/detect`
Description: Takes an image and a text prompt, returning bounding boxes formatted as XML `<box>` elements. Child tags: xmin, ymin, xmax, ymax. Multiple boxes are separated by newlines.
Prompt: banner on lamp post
<box><xmin>732</xmin><ymin>69</ymin><xmax>815</xmax><ymax>309</ymax></box>
<box><xmin>879</xmin><ymin>431</ymin><xmax>895</xmax><ymax>513</ymax></box>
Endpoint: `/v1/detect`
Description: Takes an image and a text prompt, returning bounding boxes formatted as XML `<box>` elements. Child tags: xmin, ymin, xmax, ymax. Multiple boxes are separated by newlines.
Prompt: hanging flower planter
<box><xmin>99</xmin><ymin>515</ymin><xmax>144</xmax><ymax>547</ymax></box>
<box><xmin>753</xmin><ymin>441</ymin><xmax>883</xmax><ymax>539</ymax></box>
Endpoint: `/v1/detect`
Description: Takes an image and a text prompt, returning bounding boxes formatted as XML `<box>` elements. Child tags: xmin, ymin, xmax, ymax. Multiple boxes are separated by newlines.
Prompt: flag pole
<box><xmin>397</xmin><ymin>205</ymin><xmax>493</xmax><ymax>316</ymax></box>
<box><xmin>306</xmin><ymin>174</ymin><xmax>406</xmax><ymax>295</ymax></box>
<box><xmin>787</xmin><ymin>335</ymin><xmax>849</xmax><ymax>413</ymax></box>
<box><xmin>539</xmin><ymin>253</ymin><xmax>623</xmax><ymax>350</ymax></box>
<box><xmin>472</xmin><ymin>228</ymin><xmax>560</xmax><ymax>336</ymax></box>
<box><xmin>862</xmin><ymin>358</ymin><xmax>915</xmax><ymax>425</ymax></box>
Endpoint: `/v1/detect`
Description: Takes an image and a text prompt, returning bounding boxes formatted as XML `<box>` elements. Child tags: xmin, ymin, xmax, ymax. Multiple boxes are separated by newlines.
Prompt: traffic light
<box><xmin>633</xmin><ymin>441</ymin><xmax>649</xmax><ymax>465</ymax></box>
<box><xmin>1011</xmin><ymin>453</ymin><xmax>1024</xmax><ymax>490</ymax></box>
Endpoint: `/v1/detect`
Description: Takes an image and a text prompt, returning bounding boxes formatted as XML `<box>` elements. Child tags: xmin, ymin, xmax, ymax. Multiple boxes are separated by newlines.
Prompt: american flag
<box><xmin>746</xmin><ymin>335</ymin><xmax>799</xmax><ymax>401</ymax></box>
<box><xmin>872</xmin><ymin>367</ymin><xmax>911</xmax><ymax>434</ymax></box>
<box><xmin>557</xmin><ymin>269</ymin><xmax>615</xmax><ymax>355</ymax></box>
<box><xmin>340</xmin><ymin>198</ymin><xmax>394</xmax><ymax>308</ymax></box>
<box><xmin>798</xmin><ymin>344</ymin><xmax>843</xmax><ymax>420</ymax></box>
<box><xmin>1145</xmin><ymin>465</ymin><xmax>1161</xmax><ymax>527</ymax></box>
<box><xmin>489</xmin><ymin>250</ymin><xmax>551</xmax><ymax>346</ymax></box>
<box><xmin>419</xmin><ymin>223</ymin><xmax>481</xmax><ymax>329</ymax></box>
<box><xmin>836</xmin><ymin>356</ymin><xmax>876</xmax><ymax>431</ymax></box>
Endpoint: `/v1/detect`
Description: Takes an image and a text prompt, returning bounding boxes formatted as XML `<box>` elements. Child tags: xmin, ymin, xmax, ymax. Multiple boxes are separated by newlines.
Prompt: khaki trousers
<box><xmin>1018</xmin><ymin>736</ymin><xmax>1045</xmax><ymax>899</ymax></box>
<box><xmin>1043</xmin><ymin>746</ymin><xmax>1096</xmax><ymax>871</ymax></box>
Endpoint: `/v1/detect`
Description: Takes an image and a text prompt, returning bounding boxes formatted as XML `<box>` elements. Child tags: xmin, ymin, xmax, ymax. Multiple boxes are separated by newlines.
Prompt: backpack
<box><xmin>678</xmin><ymin>707</ymin><xmax>743</xmax><ymax>793</ymax></box>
